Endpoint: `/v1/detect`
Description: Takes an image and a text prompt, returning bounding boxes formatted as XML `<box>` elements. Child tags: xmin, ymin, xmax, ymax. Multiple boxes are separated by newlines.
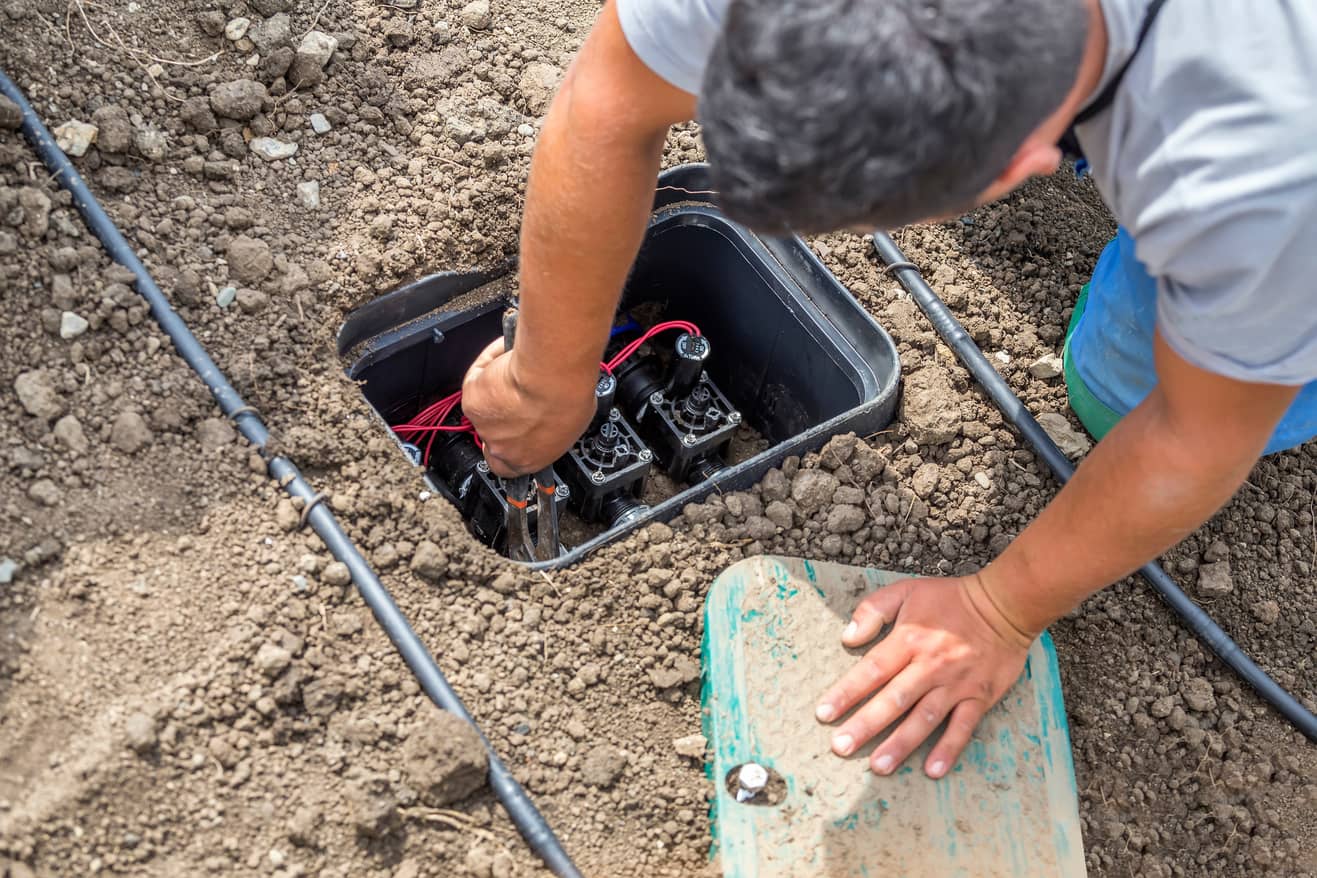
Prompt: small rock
<box><xmin>132</xmin><ymin>126</ymin><xmax>167</xmax><ymax>161</ymax></box>
<box><xmin>18</xmin><ymin>187</ymin><xmax>51</xmax><ymax>238</ymax></box>
<box><xmin>215</xmin><ymin>286</ymin><xmax>237</xmax><ymax>308</ymax></box>
<box><xmin>309</xmin><ymin>112</ymin><xmax>331</xmax><ymax>134</ymax></box>
<box><xmin>385</xmin><ymin>20</ymin><xmax>413</xmax><ymax>47</ymax></box>
<box><xmin>459</xmin><ymin>0</ymin><xmax>491</xmax><ymax>29</ymax></box>
<box><xmin>249</xmin><ymin>0</ymin><xmax>289</xmax><ymax>15</ymax></box>
<box><xmin>1181</xmin><ymin>677</ymin><xmax>1217</xmax><ymax>712</ymax></box>
<box><xmin>224</xmin><ymin>16</ymin><xmax>251</xmax><ymax>40</ymax></box>
<box><xmin>260</xmin><ymin>45</ymin><xmax>295</xmax><ymax>79</ymax></box>
<box><xmin>226</xmin><ymin>235</ymin><xmax>273</xmax><ymax>283</ymax></box>
<box><xmin>54</xmin><ymin>120</ymin><xmax>97</xmax><ymax>156</ymax></box>
<box><xmin>296</xmin><ymin>180</ymin><xmax>320</xmax><ymax>209</ymax></box>
<box><xmin>911</xmin><ymin>462</ymin><xmax>939</xmax><ymax>498</ymax></box>
<box><xmin>180</xmin><ymin>96</ymin><xmax>217</xmax><ymax>131</ymax></box>
<box><xmin>1028</xmin><ymin>353</ymin><xmax>1064</xmax><ymax>379</ymax></box>
<box><xmin>322</xmin><ymin>561</ymin><xmax>351</xmax><ymax>587</ymax></box>
<box><xmin>91</xmin><ymin>104</ymin><xmax>132</xmax><ymax>154</ymax></box>
<box><xmin>0</xmin><ymin>559</ymin><xmax>18</xmax><ymax>584</ymax></box>
<box><xmin>210</xmin><ymin>79</ymin><xmax>267</xmax><ymax>121</ymax></box>
<box><xmin>517</xmin><ymin>62</ymin><xmax>562</xmax><ymax>115</ymax></box>
<box><xmin>790</xmin><ymin>469</ymin><xmax>839</xmax><ymax>513</ymax></box>
<box><xmin>400</xmin><ymin>711</ymin><xmax>488</xmax><ymax>806</ymax></box>
<box><xmin>124</xmin><ymin>712</ymin><xmax>157</xmax><ymax>754</ymax></box>
<box><xmin>517</xmin><ymin>122</ymin><xmax>534</xmax><ymax>137</ymax></box>
<box><xmin>825</xmin><ymin>504</ymin><xmax>866</xmax><ymax>535</ymax></box>
<box><xmin>250</xmin><ymin>137</ymin><xmax>297</xmax><ymax>160</ymax></box>
<box><xmin>0</xmin><ymin>94</ymin><xmax>22</xmax><ymax>130</ymax></box>
<box><xmin>59</xmin><ymin>311</ymin><xmax>89</xmax><ymax>339</ymax></box>
<box><xmin>1197</xmin><ymin>561</ymin><xmax>1233</xmax><ymax>597</ymax></box>
<box><xmin>255</xmin><ymin>642</ymin><xmax>293</xmax><ymax>677</ymax></box>
<box><xmin>28</xmin><ymin>479</ymin><xmax>60</xmax><ymax>507</ymax></box>
<box><xmin>410</xmin><ymin>540</ymin><xmax>448</xmax><ymax>580</ymax></box>
<box><xmin>901</xmin><ymin>368</ymin><xmax>961</xmax><ymax>445</ymax></box>
<box><xmin>14</xmin><ymin>370</ymin><xmax>64</xmax><ymax>421</ymax></box>
<box><xmin>289</xmin><ymin>30</ymin><xmax>338</xmax><ymax>87</ymax></box>
<box><xmin>672</xmin><ymin>733</ymin><xmax>707</xmax><ymax>759</ymax></box>
<box><xmin>764</xmin><ymin>500</ymin><xmax>793</xmax><ymax>530</ymax></box>
<box><xmin>53</xmin><ymin>415</ymin><xmax>88</xmax><ymax>454</ymax></box>
<box><xmin>196</xmin><ymin>9</ymin><xmax>226</xmax><ymax>35</ymax></box>
<box><xmin>1036</xmin><ymin>412</ymin><xmax>1091</xmax><ymax>459</ymax></box>
<box><xmin>973</xmin><ymin>471</ymin><xmax>992</xmax><ymax>489</ymax></box>
<box><xmin>297</xmin><ymin>29</ymin><xmax>338</xmax><ymax>66</ymax></box>
<box><xmin>235</xmin><ymin>288</ymin><xmax>269</xmax><ymax>313</ymax></box>
<box><xmin>581</xmin><ymin>744</ymin><xmax>628</xmax><ymax>788</ymax></box>
<box><xmin>110</xmin><ymin>411</ymin><xmax>152</xmax><ymax>454</ymax></box>
<box><xmin>196</xmin><ymin>418</ymin><xmax>236</xmax><ymax>451</ymax></box>
<box><xmin>1203</xmin><ymin>539</ymin><xmax>1229</xmax><ymax>563</ymax></box>
<box><xmin>248</xmin><ymin>12</ymin><xmax>291</xmax><ymax>54</ymax></box>
<box><xmin>1250</xmin><ymin>599</ymin><xmax>1281</xmax><ymax>626</ymax></box>
<box><xmin>287</xmin><ymin>806</ymin><xmax>319</xmax><ymax>847</ymax></box>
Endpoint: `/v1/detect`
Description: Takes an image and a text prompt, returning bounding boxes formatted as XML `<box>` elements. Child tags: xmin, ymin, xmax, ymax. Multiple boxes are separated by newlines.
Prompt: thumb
<box><xmin>842</xmin><ymin>579</ymin><xmax>915</xmax><ymax>647</ymax></box>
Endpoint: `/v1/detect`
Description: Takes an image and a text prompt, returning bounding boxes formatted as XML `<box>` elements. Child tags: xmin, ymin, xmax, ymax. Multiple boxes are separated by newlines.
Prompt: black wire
<box><xmin>0</xmin><ymin>68</ymin><xmax>585</xmax><ymax>877</ymax></box>
<box><xmin>871</xmin><ymin>230</ymin><xmax>1317</xmax><ymax>743</ymax></box>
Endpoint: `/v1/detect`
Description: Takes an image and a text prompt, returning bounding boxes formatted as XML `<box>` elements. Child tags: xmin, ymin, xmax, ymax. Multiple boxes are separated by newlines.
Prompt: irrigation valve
<box><xmin>396</xmin><ymin>317</ymin><xmax>738</xmax><ymax>561</ymax></box>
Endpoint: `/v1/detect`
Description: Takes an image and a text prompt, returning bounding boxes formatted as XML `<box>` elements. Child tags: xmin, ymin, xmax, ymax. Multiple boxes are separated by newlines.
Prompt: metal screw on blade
<box><xmin>649</xmin><ymin>391</ymin><xmax>664</xmax><ymax>407</ymax></box>
<box><xmin>682</xmin><ymin>433</ymin><xmax>698</xmax><ymax>447</ymax></box>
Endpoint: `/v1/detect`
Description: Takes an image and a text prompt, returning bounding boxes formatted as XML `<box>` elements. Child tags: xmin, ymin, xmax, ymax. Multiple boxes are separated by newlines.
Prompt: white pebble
<box><xmin>59</xmin><ymin>311</ymin><xmax>89</xmax><ymax>339</ymax></box>
<box><xmin>249</xmin><ymin>137</ymin><xmax>298</xmax><ymax>160</ymax></box>
<box><xmin>296</xmin><ymin>180</ymin><xmax>320</xmax><ymax>210</ymax></box>
<box><xmin>974</xmin><ymin>471</ymin><xmax>992</xmax><ymax>489</ymax></box>
<box><xmin>225</xmin><ymin>17</ymin><xmax>251</xmax><ymax>40</ymax></box>
<box><xmin>517</xmin><ymin>123</ymin><xmax>534</xmax><ymax>137</ymax></box>
<box><xmin>309</xmin><ymin>112</ymin><xmax>331</xmax><ymax>134</ymax></box>
<box><xmin>215</xmin><ymin>287</ymin><xmax>237</xmax><ymax>308</ymax></box>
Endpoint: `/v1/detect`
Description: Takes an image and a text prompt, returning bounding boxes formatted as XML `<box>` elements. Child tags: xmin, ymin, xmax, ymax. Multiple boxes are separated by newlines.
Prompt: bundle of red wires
<box><xmin>392</xmin><ymin>320</ymin><xmax>701</xmax><ymax>465</ymax></box>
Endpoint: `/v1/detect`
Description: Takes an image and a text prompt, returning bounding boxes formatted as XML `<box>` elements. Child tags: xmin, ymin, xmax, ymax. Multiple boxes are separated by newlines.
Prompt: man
<box><xmin>462</xmin><ymin>0</ymin><xmax>1317</xmax><ymax>780</ymax></box>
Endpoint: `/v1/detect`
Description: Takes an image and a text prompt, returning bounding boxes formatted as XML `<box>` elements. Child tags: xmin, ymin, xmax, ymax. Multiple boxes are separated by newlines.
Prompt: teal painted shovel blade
<box><xmin>701</xmin><ymin>556</ymin><xmax>1085</xmax><ymax>877</ymax></box>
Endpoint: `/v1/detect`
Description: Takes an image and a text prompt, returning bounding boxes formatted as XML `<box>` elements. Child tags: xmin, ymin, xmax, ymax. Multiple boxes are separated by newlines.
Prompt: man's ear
<box><xmin>978</xmin><ymin>138</ymin><xmax>1063</xmax><ymax>205</ymax></box>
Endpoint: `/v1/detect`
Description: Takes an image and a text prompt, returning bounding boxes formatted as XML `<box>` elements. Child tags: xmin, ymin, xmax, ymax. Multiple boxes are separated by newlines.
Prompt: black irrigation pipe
<box><xmin>871</xmin><ymin>230</ymin><xmax>1317</xmax><ymax>743</ymax></box>
<box><xmin>0</xmin><ymin>70</ymin><xmax>585</xmax><ymax>877</ymax></box>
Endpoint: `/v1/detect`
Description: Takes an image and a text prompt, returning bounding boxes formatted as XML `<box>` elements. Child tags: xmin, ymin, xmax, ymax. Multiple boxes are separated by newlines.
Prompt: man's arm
<box><xmin>816</xmin><ymin>331</ymin><xmax>1300</xmax><ymax>777</ymax></box>
<box><xmin>462</xmin><ymin>1</ymin><xmax>697</xmax><ymax>475</ymax></box>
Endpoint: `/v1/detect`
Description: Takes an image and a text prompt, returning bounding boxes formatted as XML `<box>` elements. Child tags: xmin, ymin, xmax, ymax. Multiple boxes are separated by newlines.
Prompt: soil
<box><xmin>0</xmin><ymin>3</ymin><xmax>1313</xmax><ymax>878</ymax></box>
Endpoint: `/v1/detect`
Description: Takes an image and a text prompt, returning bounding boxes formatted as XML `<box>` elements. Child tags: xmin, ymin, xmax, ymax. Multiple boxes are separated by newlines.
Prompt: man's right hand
<box><xmin>461</xmin><ymin>338</ymin><xmax>597</xmax><ymax>476</ymax></box>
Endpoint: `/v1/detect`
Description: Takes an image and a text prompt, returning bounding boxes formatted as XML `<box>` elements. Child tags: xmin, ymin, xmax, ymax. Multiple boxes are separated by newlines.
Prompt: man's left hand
<box><xmin>814</xmin><ymin>574</ymin><xmax>1035</xmax><ymax>779</ymax></box>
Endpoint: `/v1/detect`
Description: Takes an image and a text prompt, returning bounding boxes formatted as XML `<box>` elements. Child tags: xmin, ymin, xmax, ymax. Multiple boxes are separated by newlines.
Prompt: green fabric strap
<box><xmin>1062</xmin><ymin>284</ymin><xmax>1123</xmax><ymax>441</ymax></box>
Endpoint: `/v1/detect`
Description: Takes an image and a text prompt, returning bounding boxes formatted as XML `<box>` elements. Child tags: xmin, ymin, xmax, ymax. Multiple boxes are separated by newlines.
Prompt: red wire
<box><xmin>605</xmin><ymin>320</ymin><xmax>700</xmax><ymax>372</ymax></box>
<box><xmin>391</xmin><ymin>320</ymin><xmax>697</xmax><ymax>466</ymax></box>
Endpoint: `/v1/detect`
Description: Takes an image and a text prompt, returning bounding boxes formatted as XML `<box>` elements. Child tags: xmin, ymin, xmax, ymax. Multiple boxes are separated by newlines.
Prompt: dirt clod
<box><xmin>401</xmin><ymin>710</ymin><xmax>488</xmax><ymax>807</ymax></box>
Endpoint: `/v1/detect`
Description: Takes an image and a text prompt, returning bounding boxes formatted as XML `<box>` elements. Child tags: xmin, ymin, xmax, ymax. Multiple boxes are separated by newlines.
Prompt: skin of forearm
<box><xmin>511</xmin><ymin>70</ymin><xmax>671</xmax><ymax>403</ymax></box>
<box><xmin>978</xmin><ymin>391</ymin><xmax>1266</xmax><ymax>638</ymax></box>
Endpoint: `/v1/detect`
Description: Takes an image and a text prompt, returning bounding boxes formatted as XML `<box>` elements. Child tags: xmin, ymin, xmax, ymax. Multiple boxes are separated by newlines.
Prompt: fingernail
<box><xmin>815</xmin><ymin>703</ymin><xmax>836</xmax><ymax>723</ymax></box>
<box><xmin>842</xmin><ymin>621</ymin><xmax>858</xmax><ymax>641</ymax></box>
<box><xmin>874</xmin><ymin>754</ymin><xmax>894</xmax><ymax>774</ymax></box>
<box><xmin>929</xmin><ymin>760</ymin><xmax>946</xmax><ymax>778</ymax></box>
<box><xmin>832</xmin><ymin>733</ymin><xmax>854</xmax><ymax>756</ymax></box>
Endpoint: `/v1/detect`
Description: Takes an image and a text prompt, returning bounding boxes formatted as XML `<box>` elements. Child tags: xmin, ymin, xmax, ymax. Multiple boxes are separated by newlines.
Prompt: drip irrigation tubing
<box><xmin>0</xmin><ymin>69</ymin><xmax>585</xmax><ymax>877</ymax></box>
<box><xmin>870</xmin><ymin>230</ymin><xmax>1317</xmax><ymax>743</ymax></box>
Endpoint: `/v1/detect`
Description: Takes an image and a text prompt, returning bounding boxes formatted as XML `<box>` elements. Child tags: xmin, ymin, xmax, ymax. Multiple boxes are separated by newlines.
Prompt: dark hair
<box><xmin>700</xmin><ymin>0</ymin><xmax>1088</xmax><ymax>233</ymax></box>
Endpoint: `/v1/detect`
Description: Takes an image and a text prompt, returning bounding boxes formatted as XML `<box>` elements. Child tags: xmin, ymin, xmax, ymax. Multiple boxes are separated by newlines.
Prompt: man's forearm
<box><xmin>979</xmin><ymin>390</ymin><xmax>1267</xmax><ymax>637</ymax></box>
<box><xmin>511</xmin><ymin>3</ymin><xmax>695</xmax><ymax>402</ymax></box>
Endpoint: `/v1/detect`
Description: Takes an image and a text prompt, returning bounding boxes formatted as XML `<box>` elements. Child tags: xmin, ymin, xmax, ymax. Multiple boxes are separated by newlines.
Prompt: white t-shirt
<box><xmin>617</xmin><ymin>0</ymin><xmax>1317</xmax><ymax>385</ymax></box>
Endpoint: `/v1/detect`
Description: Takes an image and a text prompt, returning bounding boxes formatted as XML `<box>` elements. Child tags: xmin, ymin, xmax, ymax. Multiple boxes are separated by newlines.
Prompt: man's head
<box><xmin>700</xmin><ymin>0</ymin><xmax>1090</xmax><ymax>234</ymax></box>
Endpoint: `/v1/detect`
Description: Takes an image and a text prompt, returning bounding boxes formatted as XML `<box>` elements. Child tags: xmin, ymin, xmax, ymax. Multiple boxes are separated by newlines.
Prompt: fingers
<box><xmin>925</xmin><ymin>699</ymin><xmax>987</xmax><ymax>779</ymax></box>
<box><xmin>868</xmin><ymin>688</ymin><xmax>953</xmax><ymax>776</ymax></box>
<box><xmin>828</xmin><ymin>664</ymin><xmax>927</xmax><ymax>757</ymax></box>
<box><xmin>842</xmin><ymin>580</ymin><xmax>914</xmax><ymax>648</ymax></box>
<box><xmin>815</xmin><ymin>636</ymin><xmax>906</xmax><ymax>724</ymax></box>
